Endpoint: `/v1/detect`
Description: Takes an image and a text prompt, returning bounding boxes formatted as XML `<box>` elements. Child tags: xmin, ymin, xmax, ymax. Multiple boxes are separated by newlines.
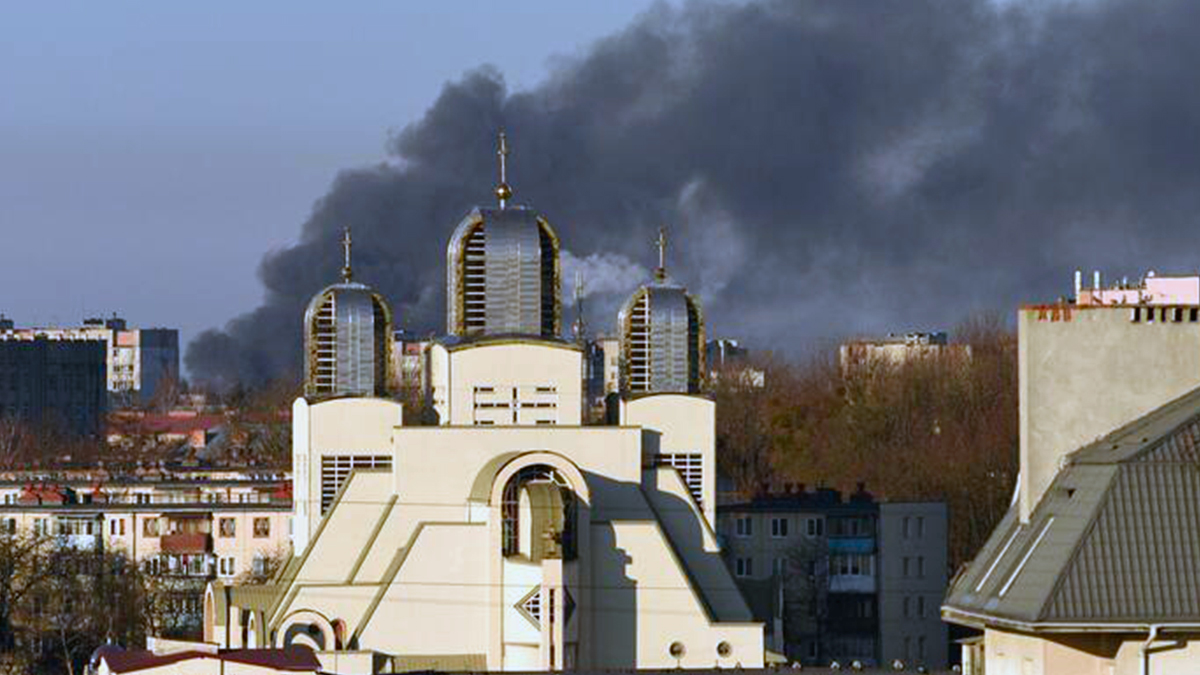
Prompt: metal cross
<box><xmin>341</xmin><ymin>226</ymin><xmax>353</xmax><ymax>282</ymax></box>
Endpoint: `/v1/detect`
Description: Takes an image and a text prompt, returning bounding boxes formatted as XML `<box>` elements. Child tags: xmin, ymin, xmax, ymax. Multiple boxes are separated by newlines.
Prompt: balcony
<box><xmin>160</xmin><ymin>532</ymin><xmax>212</xmax><ymax>554</ymax></box>
<box><xmin>828</xmin><ymin>536</ymin><xmax>875</xmax><ymax>554</ymax></box>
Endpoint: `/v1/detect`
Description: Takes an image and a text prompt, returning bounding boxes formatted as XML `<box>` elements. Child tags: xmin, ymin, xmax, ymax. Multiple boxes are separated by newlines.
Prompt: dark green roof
<box><xmin>944</xmin><ymin>385</ymin><xmax>1200</xmax><ymax>629</ymax></box>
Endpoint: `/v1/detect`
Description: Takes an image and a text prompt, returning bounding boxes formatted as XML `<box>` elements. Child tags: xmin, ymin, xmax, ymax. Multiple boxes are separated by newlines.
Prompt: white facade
<box><xmin>213</xmin><ymin>338</ymin><xmax>762</xmax><ymax>672</ymax></box>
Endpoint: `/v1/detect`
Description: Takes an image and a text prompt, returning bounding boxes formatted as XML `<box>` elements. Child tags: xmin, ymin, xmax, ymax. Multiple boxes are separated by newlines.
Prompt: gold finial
<box><xmin>341</xmin><ymin>226</ymin><xmax>353</xmax><ymax>283</ymax></box>
<box><xmin>495</xmin><ymin>130</ymin><xmax>512</xmax><ymax>208</ymax></box>
<box><xmin>655</xmin><ymin>226</ymin><xmax>668</xmax><ymax>282</ymax></box>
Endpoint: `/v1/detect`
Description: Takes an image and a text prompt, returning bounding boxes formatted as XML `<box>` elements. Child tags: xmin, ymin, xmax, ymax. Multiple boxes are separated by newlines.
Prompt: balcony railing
<box><xmin>160</xmin><ymin>532</ymin><xmax>212</xmax><ymax>554</ymax></box>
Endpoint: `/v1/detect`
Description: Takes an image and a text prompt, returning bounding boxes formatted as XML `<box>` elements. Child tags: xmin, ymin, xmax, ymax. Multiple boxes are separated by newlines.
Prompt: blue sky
<box><xmin>0</xmin><ymin>1</ymin><xmax>664</xmax><ymax>348</ymax></box>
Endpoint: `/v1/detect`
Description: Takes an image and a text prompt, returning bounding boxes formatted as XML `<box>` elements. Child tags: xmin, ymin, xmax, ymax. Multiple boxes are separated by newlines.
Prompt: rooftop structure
<box><xmin>1074</xmin><ymin>269</ymin><xmax>1200</xmax><ymax>306</ymax></box>
<box><xmin>445</xmin><ymin>132</ymin><xmax>561</xmax><ymax>338</ymax></box>
<box><xmin>618</xmin><ymin>227</ymin><xmax>706</xmax><ymax>396</ymax></box>
<box><xmin>302</xmin><ymin>228</ymin><xmax>394</xmax><ymax>399</ymax></box>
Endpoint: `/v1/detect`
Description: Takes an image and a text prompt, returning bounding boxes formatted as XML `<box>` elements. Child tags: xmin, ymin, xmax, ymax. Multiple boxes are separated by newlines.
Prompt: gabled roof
<box><xmin>943</xmin><ymin>385</ymin><xmax>1200</xmax><ymax>630</ymax></box>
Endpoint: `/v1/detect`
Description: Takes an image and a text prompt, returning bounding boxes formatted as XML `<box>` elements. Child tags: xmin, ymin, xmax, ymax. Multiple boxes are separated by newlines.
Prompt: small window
<box><xmin>917</xmin><ymin>516</ymin><xmax>925</xmax><ymax>538</ymax></box>
<box><xmin>771</xmin><ymin>517</ymin><xmax>789</xmax><ymax>538</ymax></box>
<box><xmin>735</xmin><ymin>516</ymin><xmax>753</xmax><ymax>537</ymax></box>
<box><xmin>253</xmin><ymin>518</ymin><xmax>270</xmax><ymax>538</ymax></box>
<box><xmin>1175</xmin><ymin>307</ymin><xmax>1185</xmax><ymax>323</ymax></box>
<box><xmin>903</xmin><ymin>596</ymin><xmax>911</xmax><ymax>618</ymax></box>
<box><xmin>917</xmin><ymin>556</ymin><xmax>925</xmax><ymax>578</ymax></box>
<box><xmin>918</xmin><ymin>595</ymin><xmax>926</xmax><ymax>618</ymax></box>
<box><xmin>903</xmin><ymin>516</ymin><xmax>911</xmax><ymax>538</ymax></box>
<box><xmin>1190</xmin><ymin>308</ymin><xmax>1198</xmax><ymax>322</ymax></box>
<box><xmin>219</xmin><ymin>518</ymin><xmax>236</xmax><ymax>537</ymax></box>
<box><xmin>902</xmin><ymin>557</ymin><xmax>910</xmax><ymax>577</ymax></box>
<box><xmin>143</xmin><ymin>519</ymin><xmax>159</xmax><ymax>537</ymax></box>
<box><xmin>772</xmin><ymin>557</ymin><xmax>786</xmax><ymax>576</ymax></box>
<box><xmin>806</xmin><ymin>517</ymin><xmax>824</xmax><ymax>537</ymax></box>
<box><xmin>735</xmin><ymin>557</ymin><xmax>753</xmax><ymax>577</ymax></box>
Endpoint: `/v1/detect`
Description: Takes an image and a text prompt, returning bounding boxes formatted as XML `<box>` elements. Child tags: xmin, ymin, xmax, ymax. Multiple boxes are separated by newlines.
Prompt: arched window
<box><xmin>501</xmin><ymin>465</ymin><xmax>577</xmax><ymax>561</ymax></box>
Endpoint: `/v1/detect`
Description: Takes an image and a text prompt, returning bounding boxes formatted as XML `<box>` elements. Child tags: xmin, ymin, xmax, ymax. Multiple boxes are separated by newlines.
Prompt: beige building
<box><xmin>943</xmin><ymin>272</ymin><xmax>1200</xmax><ymax>674</ymax></box>
<box><xmin>205</xmin><ymin>136</ymin><xmax>763</xmax><ymax>673</ymax></box>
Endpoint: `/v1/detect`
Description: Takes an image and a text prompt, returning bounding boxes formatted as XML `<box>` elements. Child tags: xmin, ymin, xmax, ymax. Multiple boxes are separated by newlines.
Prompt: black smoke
<box><xmin>187</xmin><ymin>0</ymin><xmax>1200</xmax><ymax>387</ymax></box>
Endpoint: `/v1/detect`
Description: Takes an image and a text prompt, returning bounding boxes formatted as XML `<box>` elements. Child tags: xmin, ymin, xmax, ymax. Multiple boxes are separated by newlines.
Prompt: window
<box><xmin>320</xmin><ymin>455</ymin><xmax>392</xmax><ymax>513</ymax></box>
<box><xmin>218</xmin><ymin>556</ymin><xmax>236</xmax><ymax>577</ymax></box>
<box><xmin>219</xmin><ymin>518</ymin><xmax>236</xmax><ymax>537</ymax></box>
<box><xmin>0</xmin><ymin>518</ymin><xmax>14</xmax><ymax>534</ymax></box>
<box><xmin>831</xmin><ymin>553</ymin><xmax>873</xmax><ymax>577</ymax></box>
<box><xmin>918</xmin><ymin>636</ymin><xmax>926</xmax><ymax>660</ymax></box>
<box><xmin>735</xmin><ymin>516</ymin><xmax>753</xmax><ymax>537</ymax></box>
<box><xmin>120</xmin><ymin>519</ymin><xmax>126</xmax><ymax>536</ymax></box>
<box><xmin>918</xmin><ymin>595</ymin><xmax>926</xmax><ymax>618</ymax></box>
<box><xmin>110</xmin><ymin>520</ymin><xmax>117</xmax><ymax>536</ymax></box>
<box><xmin>143</xmin><ymin>519</ymin><xmax>159</xmax><ymax>537</ymax></box>
<box><xmin>917</xmin><ymin>516</ymin><xmax>925</xmax><ymax>538</ymax></box>
<box><xmin>772</xmin><ymin>557</ymin><xmax>787</xmax><ymax>577</ymax></box>
<box><xmin>253</xmin><ymin>518</ymin><xmax>270</xmax><ymax>538</ymax></box>
<box><xmin>902</xmin><ymin>556</ymin><xmax>910</xmax><ymax>577</ymax></box>
<box><xmin>252</xmin><ymin>555</ymin><xmax>266</xmax><ymax>576</ymax></box>
<box><xmin>659</xmin><ymin>453</ymin><xmax>703</xmax><ymax>507</ymax></box>
<box><xmin>903</xmin><ymin>516</ymin><xmax>911</xmax><ymax>538</ymax></box>
<box><xmin>917</xmin><ymin>556</ymin><xmax>925</xmax><ymax>578</ymax></box>
<box><xmin>903</xmin><ymin>596</ymin><xmax>911</xmax><ymax>618</ymax></box>
<box><xmin>771</xmin><ymin>517</ymin><xmax>789</xmax><ymax>538</ymax></box>
<box><xmin>735</xmin><ymin>557</ymin><xmax>753</xmax><ymax>577</ymax></box>
<box><xmin>136</xmin><ymin>493</ymin><xmax>150</xmax><ymax>505</ymax></box>
<box><xmin>806</xmin><ymin>517</ymin><xmax>824</xmax><ymax>537</ymax></box>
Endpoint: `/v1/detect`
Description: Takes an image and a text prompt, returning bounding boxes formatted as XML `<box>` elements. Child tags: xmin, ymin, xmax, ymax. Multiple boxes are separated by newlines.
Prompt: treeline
<box><xmin>714</xmin><ymin>316</ymin><xmax>1018</xmax><ymax>568</ymax></box>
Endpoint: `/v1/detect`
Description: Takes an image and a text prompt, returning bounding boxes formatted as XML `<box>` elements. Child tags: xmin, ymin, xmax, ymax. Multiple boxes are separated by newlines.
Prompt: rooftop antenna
<box><xmin>655</xmin><ymin>226</ymin><xmax>668</xmax><ymax>282</ymax></box>
<box><xmin>341</xmin><ymin>226</ymin><xmax>353</xmax><ymax>283</ymax></box>
<box><xmin>573</xmin><ymin>271</ymin><xmax>587</xmax><ymax>344</ymax></box>
<box><xmin>495</xmin><ymin>130</ymin><xmax>512</xmax><ymax>209</ymax></box>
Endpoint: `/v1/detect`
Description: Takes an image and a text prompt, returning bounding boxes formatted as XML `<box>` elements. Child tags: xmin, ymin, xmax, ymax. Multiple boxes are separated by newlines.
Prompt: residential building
<box><xmin>0</xmin><ymin>315</ymin><xmax>178</xmax><ymax>406</ymax></box>
<box><xmin>206</xmin><ymin>135</ymin><xmax>764</xmax><ymax>673</ymax></box>
<box><xmin>0</xmin><ymin>337</ymin><xmax>107</xmax><ymax>435</ymax></box>
<box><xmin>0</xmin><ymin>468</ymin><xmax>292</xmax><ymax>634</ymax></box>
<box><xmin>942</xmin><ymin>270</ymin><xmax>1200</xmax><ymax>674</ymax></box>
<box><xmin>839</xmin><ymin>331</ymin><xmax>970</xmax><ymax>376</ymax></box>
<box><xmin>719</xmin><ymin>487</ymin><xmax>947</xmax><ymax>670</ymax></box>
<box><xmin>390</xmin><ymin>331</ymin><xmax>431</xmax><ymax>394</ymax></box>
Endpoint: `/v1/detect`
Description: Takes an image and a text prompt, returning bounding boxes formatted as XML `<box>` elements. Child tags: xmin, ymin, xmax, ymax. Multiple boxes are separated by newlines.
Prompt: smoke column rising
<box><xmin>187</xmin><ymin>0</ymin><xmax>1200</xmax><ymax>387</ymax></box>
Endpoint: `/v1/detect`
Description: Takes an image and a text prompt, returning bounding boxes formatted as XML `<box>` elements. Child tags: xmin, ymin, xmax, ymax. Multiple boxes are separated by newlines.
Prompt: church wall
<box><xmin>283</xmin><ymin>585</ymin><xmax>378</xmax><ymax>644</ymax></box>
<box><xmin>392</xmin><ymin>426</ymin><xmax>644</xmax><ymax>515</ymax></box>
<box><xmin>291</xmin><ymin>472</ymin><xmax>395</xmax><ymax>587</ymax></box>
<box><xmin>295</xmin><ymin>398</ymin><xmax>403</xmax><ymax>550</ymax></box>
<box><xmin>622</xmin><ymin>394</ymin><xmax>716</xmax><ymax>524</ymax></box>
<box><xmin>644</xmin><ymin>467</ymin><xmax>751</xmax><ymax>624</ymax></box>
<box><xmin>356</xmin><ymin>522</ymin><xmax>490</xmax><ymax>655</ymax></box>
<box><xmin>591</xmin><ymin>519</ymin><xmax>763</xmax><ymax>669</ymax></box>
<box><xmin>434</xmin><ymin>343</ymin><xmax>582</xmax><ymax>426</ymax></box>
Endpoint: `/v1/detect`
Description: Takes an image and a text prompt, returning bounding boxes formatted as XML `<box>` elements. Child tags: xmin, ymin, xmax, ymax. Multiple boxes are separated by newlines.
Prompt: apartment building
<box><xmin>0</xmin><ymin>469</ymin><xmax>292</xmax><ymax>633</ymax></box>
<box><xmin>718</xmin><ymin>486</ymin><xmax>947</xmax><ymax>670</ymax></box>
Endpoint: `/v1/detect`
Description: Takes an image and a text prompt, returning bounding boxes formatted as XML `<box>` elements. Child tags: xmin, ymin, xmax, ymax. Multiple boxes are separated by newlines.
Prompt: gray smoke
<box><xmin>187</xmin><ymin>0</ymin><xmax>1200</xmax><ymax>387</ymax></box>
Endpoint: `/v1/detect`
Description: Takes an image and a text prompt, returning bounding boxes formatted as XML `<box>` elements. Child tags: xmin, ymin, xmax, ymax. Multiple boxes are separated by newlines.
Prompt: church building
<box><xmin>203</xmin><ymin>134</ymin><xmax>765</xmax><ymax>673</ymax></box>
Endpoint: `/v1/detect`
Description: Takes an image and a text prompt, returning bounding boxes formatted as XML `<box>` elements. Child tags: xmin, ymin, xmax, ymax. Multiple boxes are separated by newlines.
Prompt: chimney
<box><xmin>1074</xmin><ymin>269</ymin><xmax>1082</xmax><ymax>298</ymax></box>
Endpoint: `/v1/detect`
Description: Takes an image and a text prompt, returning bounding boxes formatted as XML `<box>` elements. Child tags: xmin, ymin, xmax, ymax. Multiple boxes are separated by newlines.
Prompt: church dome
<box><xmin>618</xmin><ymin>229</ymin><xmax>705</xmax><ymax>396</ymax></box>
<box><xmin>303</xmin><ymin>229</ymin><xmax>394</xmax><ymax>399</ymax></box>
<box><xmin>446</xmin><ymin>132</ymin><xmax>561</xmax><ymax>339</ymax></box>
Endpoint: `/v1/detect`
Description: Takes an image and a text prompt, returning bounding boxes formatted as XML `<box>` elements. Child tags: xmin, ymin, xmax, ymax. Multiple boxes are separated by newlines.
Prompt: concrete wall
<box><xmin>428</xmin><ymin>341</ymin><xmax>583</xmax><ymax>427</ymax></box>
<box><xmin>878</xmin><ymin>502</ymin><xmax>948</xmax><ymax>670</ymax></box>
<box><xmin>984</xmin><ymin>627</ymin><xmax>1200</xmax><ymax>675</ymax></box>
<box><xmin>1019</xmin><ymin>305</ymin><xmax>1200</xmax><ymax>522</ymax></box>
<box><xmin>622</xmin><ymin>394</ymin><xmax>716</xmax><ymax>525</ymax></box>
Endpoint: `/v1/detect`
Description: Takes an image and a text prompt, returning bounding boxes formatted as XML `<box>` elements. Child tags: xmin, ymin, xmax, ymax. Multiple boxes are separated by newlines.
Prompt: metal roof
<box><xmin>943</xmin><ymin>385</ymin><xmax>1200</xmax><ymax>629</ymax></box>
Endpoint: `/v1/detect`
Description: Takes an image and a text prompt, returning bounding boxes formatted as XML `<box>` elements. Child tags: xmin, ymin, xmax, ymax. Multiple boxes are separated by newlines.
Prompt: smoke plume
<box><xmin>188</xmin><ymin>0</ymin><xmax>1200</xmax><ymax>387</ymax></box>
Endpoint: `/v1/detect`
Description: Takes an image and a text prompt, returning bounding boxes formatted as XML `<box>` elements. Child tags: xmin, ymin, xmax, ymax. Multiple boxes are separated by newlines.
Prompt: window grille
<box><xmin>658</xmin><ymin>453</ymin><xmax>703</xmax><ymax>507</ymax></box>
<box><xmin>320</xmin><ymin>454</ymin><xmax>392</xmax><ymax>513</ymax></box>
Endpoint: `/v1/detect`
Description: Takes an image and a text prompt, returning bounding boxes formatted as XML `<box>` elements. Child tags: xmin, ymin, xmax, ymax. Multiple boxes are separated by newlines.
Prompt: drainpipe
<box><xmin>1141</xmin><ymin>624</ymin><xmax>1162</xmax><ymax>675</ymax></box>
